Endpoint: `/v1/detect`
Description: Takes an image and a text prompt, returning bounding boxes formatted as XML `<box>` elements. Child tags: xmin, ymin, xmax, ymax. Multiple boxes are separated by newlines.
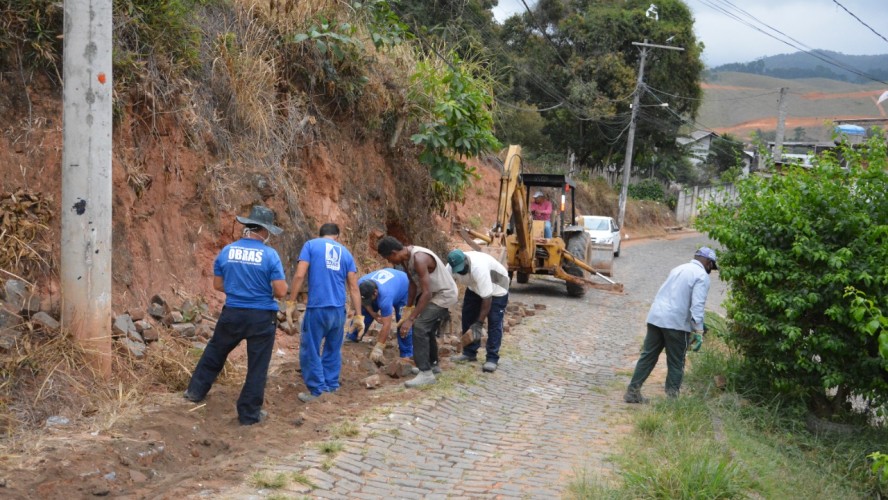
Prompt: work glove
<box><xmin>369</xmin><ymin>342</ymin><xmax>385</xmax><ymax>364</ymax></box>
<box><xmin>461</xmin><ymin>322</ymin><xmax>485</xmax><ymax>348</ymax></box>
<box><xmin>285</xmin><ymin>300</ymin><xmax>298</xmax><ymax>336</ymax></box>
<box><xmin>691</xmin><ymin>332</ymin><xmax>703</xmax><ymax>352</ymax></box>
<box><xmin>396</xmin><ymin>306</ymin><xmax>415</xmax><ymax>329</ymax></box>
<box><xmin>344</xmin><ymin>315</ymin><xmax>365</xmax><ymax>338</ymax></box>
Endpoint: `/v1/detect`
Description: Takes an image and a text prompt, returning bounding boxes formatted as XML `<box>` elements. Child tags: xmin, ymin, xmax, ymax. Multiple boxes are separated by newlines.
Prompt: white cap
<box><xmin>533</xmin><ymin>191</ymin><xmax>543</xmax><ymax>197</ymax></box>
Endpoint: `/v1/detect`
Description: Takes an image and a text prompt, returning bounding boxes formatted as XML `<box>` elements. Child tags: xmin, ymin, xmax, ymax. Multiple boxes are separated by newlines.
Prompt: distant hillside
<box><xmin>710</xmin><ymin>51</ymin><xmax>888</xmax><ymax>84</ymax></box>
<box><xmin>697</xmin><ymin>71</ymin><xmax>887</xmax><ymax>142</ymax></box>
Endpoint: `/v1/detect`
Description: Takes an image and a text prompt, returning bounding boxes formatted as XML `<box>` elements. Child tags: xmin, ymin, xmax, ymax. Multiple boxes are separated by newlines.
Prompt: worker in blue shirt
<box><xmin>349</xmin><ymin>268</ymin><xmax>413</xmax><ymax>363</ymax></box>
<box><xmin>184</xmin><ymin>206</ymin><xmax>287</xmax><ymax>425</ymax></box>
<box><xmin>286</xmin><ymin>223</ymin><xmax>361</xmax><ymax>403</ymax></box>
<box><xmin>624</xmin><ymin>246</ymin><xmax>717</xmax><ymax>403</ymax></box>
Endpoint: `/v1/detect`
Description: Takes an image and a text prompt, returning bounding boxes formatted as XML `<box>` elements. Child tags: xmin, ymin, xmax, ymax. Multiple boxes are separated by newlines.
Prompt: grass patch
<box><xmin>330</xmin><ymin>420</ymin><xmax>360</xmax><ymax>439</ymax></box>
<box><xmin>569</xmin><ymin>314</ymin><xmax>888</xmax><ymax>498</ymax></box>
<box><xmin>249</xmin><ymin>471</ymin><xmax>288</xmax><ymax>489</ymax></box>
<box><xmin>317</xmin><ymin>439</ymin><xmax>344</xmax><ymax>455</ymax></box>
<box><xmin>434</xmin><ymin>362</ymin><xmax>479</xmax><ymax>393</ymax></box>
<box><xmin>291</xmin><ymin>472</ymin><xmax>316</xmax><ymax>489</ymax></box>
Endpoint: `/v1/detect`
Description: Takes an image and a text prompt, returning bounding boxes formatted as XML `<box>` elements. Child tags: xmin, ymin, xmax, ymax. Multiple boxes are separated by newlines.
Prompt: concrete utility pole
<box><xmin>62</xmin><ymin>0</ymin><xmax>114</xmax><ymax>376</ymax></box>
<box><xmin>617</xmin><ymin>39</ymin><xmax>684</xmax><ymax>230</ymax></box>
<box><xmin>773</xmin><ymin>87</ymin><xmax>789</xmax><ymax>163</ymax></box>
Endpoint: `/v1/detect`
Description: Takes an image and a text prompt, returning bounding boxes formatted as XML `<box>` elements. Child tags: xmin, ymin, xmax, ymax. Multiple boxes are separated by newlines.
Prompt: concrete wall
<box><xmin>675</xmin><ymin>183</ymin><xmax>737</xmax><ymax>224</ymax></box>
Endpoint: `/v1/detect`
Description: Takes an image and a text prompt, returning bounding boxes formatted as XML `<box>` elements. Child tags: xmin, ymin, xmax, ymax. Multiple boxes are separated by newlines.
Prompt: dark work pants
<box><xmin>460</xmin><ymin>289</ymin><xmax>509</xmax><ymax>363</ymax></box>
<box><xmin>186</xmin><ymin>307</ymin><xmax>277</xmax><ymax>425</ymax></box>
<box><xmin>627</xmin><ymin>323</ymin><xmax>690</xmax><ymax>396</ymax></box>
<box><xmin>412</xmin><ymin>303</ymin><xmax>450</xmax><ymax>371</ymax></box>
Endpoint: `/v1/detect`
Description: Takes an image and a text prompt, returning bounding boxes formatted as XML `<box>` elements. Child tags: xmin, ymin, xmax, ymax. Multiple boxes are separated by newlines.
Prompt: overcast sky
<box><xmin>491</xmin><ymin>0</ymin><xmax>888</xmax><ymax>67</ymax></box>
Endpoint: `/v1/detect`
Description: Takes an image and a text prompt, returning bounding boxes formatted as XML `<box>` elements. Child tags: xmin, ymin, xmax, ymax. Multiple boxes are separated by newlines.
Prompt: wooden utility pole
<box><xmin>62</xmin><ymin>0</ymin><xmax>114</xmax><ymax>376</ymax></box>
<box><xmin>617</xmin><ymin>40</ymin><xmax>684</xmax><ymax>230</ymax></box>
<box><xmin>773</xmin><ymin>87</ymin><xmax>788</xmax><ymax>163</ymax></box>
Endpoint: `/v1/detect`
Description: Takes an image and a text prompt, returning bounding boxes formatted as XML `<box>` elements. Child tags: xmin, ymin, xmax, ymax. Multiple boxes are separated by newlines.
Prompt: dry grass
<box><xmin>211</xmin><ymin>14</ymin><xmax>278</xmax><ymax>141</ymax></box>
<box><xmin>0</xmin><ymin>190</ymin><xmax>52</xmax><ymax>279</ymax></box>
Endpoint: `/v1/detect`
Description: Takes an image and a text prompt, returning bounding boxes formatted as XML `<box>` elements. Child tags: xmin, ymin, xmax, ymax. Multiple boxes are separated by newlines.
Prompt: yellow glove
<box><xmin>396</xmin><ymin>306</ymin><xmax>415</xmax><ymax>328</ymax></box>
<box><xmin>285</xmin><ymin>300</ymin><xmax>297</xmax><ymax>335</ymax></box>
<box><xmin>344</xmin><ymin>316</ymin><xmax>365</xmax><ymax>337</ymax></box>
<box><xmin>369</xmin><ymin>342</ymin><xmax>385</xmax><ymax>364</ymax></box>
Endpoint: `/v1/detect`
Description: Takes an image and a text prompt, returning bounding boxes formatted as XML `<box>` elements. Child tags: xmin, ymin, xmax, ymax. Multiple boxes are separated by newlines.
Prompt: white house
<box><xmin>676</xmin><ymin>130</ymin><xmax>718</xmax><ymax>166</ymax></box>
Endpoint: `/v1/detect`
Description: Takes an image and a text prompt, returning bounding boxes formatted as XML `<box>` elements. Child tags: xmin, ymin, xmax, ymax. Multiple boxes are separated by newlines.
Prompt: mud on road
<box><xmin>0</xmin><ymin>232</ymin><xmax>726</xmax><ymax>499</ymax></box>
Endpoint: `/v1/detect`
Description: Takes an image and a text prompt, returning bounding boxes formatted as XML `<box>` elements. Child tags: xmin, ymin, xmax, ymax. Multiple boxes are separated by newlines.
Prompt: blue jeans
<box><xmin>544</xmin><ymin>221</ymin><xmax>552</xmax><ymax>238</ymax></box>
<box><xmin>347</xmin><ymin>305</ymin><xmax>414</xmax><ymax>357</ymax></box>
<box><xmin>300</xmin><ymin>306</ymin><xmax>346</xmax><ymax>396</ymax></box>
<box><xmin>460</xmin><ymin>289</ymin><xmax>509</xmax><ymax>363</ymax></box>
<box><xmin>628</xmin><ymin>323</ymin><xmax>690</xmax><ymax>396</ymax></box>
<box><xmin>186</xmin><ymin>306</ymin><xmax>277</xmax><ymax>425</ymax></box>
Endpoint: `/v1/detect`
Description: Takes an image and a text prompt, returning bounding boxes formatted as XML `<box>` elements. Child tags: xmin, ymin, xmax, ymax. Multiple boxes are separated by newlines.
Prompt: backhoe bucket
<box><xmin>588</xmin><ymin>243</ymin><xmax>615</xmax><ymax>277</ymax></box>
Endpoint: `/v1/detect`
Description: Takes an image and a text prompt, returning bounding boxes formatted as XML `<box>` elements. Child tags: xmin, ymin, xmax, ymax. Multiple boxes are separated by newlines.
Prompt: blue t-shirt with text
<box><xmin>299</xmin><ymin>237</ymin><xmax>357</xmax><ymax>309</ymax></box>
<box><xmin>214</xmin><ymin>238</ymin><xmax>285</xmax><ymax>310</ymax></box>
<box><xmin>358</xmin><ymin>268</ymin><xmax>409</xmax><ymax>317</ymax></box>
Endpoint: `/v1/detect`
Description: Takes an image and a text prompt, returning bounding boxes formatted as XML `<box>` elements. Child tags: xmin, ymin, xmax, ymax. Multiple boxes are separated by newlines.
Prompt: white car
<box><xmin>578</xmin><ymin>215</ymin><xmax>621</xmax><ymax>257</ymax></box>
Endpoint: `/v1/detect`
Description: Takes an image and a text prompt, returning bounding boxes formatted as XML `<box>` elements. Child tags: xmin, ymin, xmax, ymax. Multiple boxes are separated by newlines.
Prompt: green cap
<box><xmin>447</xmin><ymin>249</ymin><xmax>467</xmax><ymax>274</ymax></box>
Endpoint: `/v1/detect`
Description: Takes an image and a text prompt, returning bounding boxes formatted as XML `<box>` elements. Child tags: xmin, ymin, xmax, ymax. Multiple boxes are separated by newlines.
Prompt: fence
<box><xmin>674</xmin><ymin>183</ymin><xmax>737</xmax><ymax>224</ymax></box>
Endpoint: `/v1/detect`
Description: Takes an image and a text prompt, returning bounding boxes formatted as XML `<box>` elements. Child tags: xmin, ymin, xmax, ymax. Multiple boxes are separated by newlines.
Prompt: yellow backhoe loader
<box><xmin>460</xmin><ymin>145</ymin><xmax>623</xmax><ymax>297</ymax></box>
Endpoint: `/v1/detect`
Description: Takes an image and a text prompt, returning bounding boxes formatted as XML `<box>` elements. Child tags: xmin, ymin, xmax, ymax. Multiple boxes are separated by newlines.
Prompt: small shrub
<box><xmin>318</xmin><ymin>440</ymin><xmax>344</xmax><ymax>455</ymax></box>
<box><xmin>249</xmin><ymin>471</ymin><xmax>288</xmax><ymax>489</ymax></box>
<box><xmin>627</xmin><ymin>179</ymin><xmax>665</xmax><ymax>202</ymax></box>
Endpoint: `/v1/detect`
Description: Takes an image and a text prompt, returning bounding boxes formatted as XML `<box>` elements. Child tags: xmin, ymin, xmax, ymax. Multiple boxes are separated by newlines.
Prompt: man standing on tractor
<box><xmin>624</xmin><ymin>247</ymin><xmax>718</xmax><ymax>403</ymax></box>
<box><xmin>348</xmin><ymin>268</ymin><xmax>414</xmax><ymax>363</ymax></box>
<box><xmin>446</xmin><ymin>249</ymin><xmax>510</xmax><ymax>373</ymax></box>
<box><xmin>286</xmin><ymin>223</ymin><xmax>361</xmax><ymax>403</ymax></box>
<box><xmin>530</xmin><ymin>191</ymin><xmax>553</xmax><ymax>238</ymax></box>
<box><xmin>376</xmin><ymin>236</ymin><xmax>457</xmax><ymax>388</ymax></box>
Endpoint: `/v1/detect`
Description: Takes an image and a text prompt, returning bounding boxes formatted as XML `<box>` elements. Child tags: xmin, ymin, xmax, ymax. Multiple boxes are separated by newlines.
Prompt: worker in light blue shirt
<box><xmin>624</xmin><ymin>247</ymin><xmax>717</xmax><ymax>403</ymax></box>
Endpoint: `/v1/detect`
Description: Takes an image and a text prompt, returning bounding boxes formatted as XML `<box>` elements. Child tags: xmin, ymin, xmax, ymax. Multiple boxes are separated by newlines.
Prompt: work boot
<box><xmin>183</xmin><ymin>390</ymin><xmax>204</xmax><ymax>403</ymax></box>
<box><xmin>450</xmin><ymin>353</ymin><xmax>477</xmax><ymax>363</ymax></box>
<box><xmin>482</xmin><ymin>361</ymin><xmax>497</xmax><ymax>373</ymax></box>
<box><xmin>411</xmin><ymin>364</ymin><xmax>442</xmax><ymax>375</ymax></box>
<box><xmin>404</xmin><ymin>370</ymin><xmax>436</xmax><ymax>388</ymax></box>
<box><xmin>345</xmin><ymin>332</ymin><xmax>359</xmax><ymax>343</ymax></box>
<box><xmin>298</xmin><ymin>392</ymin><xmax>323</xmax><ymax>403</ymax></box>
<box><xmin>240</xmin><ymin>409</ymin><xmax>268</xmax><ymax>426</ymax></box>
<box><xmin>623</xmin><ymin>388</ymin><xmax>649</xmax><ymax>404</ymax></box>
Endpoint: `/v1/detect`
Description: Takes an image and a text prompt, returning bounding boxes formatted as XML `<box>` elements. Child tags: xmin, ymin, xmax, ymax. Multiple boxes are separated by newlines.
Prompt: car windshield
<box><xmin>583</xmin><ymin>218</ymin><xmax>609</xmax><ymax>231</ymax></box>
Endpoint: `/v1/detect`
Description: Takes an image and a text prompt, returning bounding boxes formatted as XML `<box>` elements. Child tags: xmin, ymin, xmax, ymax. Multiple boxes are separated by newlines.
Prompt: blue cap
<box><xmin>447</xmin><ymin>249</ymin><xmax>467</xmax><ymax>274</ymax></box>
<box><xmin>695</xmin><ymin>247</ymin><xmax>718</xmax><ymax>269</ymax></box>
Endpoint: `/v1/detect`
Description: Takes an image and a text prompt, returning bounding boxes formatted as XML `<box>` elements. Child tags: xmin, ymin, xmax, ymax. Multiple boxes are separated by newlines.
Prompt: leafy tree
<box><xmin>703</xmin><ymin>133</ymin><xmax>745</xmax><ymax>182</ymax></box>
<box><xmin>496</xmin><ymin>0</ymin><xmax>704</xmax><ymax>175</ymax></box>
<box><xmin>409</xmin><ymin>52</ymin><xmax>501</xmax><ymax>198</ymax></box>
<box><xmin>696</xmin><ymin>138</ymin><xmax>888</xmax><ymax>416</ymax></box>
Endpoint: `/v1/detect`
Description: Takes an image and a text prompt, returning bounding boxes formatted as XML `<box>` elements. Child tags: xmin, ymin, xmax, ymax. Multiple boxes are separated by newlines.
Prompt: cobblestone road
<box><xmin>219</xmin><ymin>234</ymin><xmax>727</xmax><ymax>499</ymax></box>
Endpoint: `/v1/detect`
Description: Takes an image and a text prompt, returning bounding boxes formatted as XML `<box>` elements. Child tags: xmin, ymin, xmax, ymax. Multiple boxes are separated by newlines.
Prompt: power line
<box><xmin>832</xmin><ymin>0</ymin><xmax>888</xmax><ymax>46</ymax></box>
<box><xmin>697</xmin><ymin>0</ymin><xmax>888</xmax><ymax>85</ymax></box>
<box><xmin>647</xmin><ymin>85</ymin><xmax>780</xmax><ymax>102</ymax></box>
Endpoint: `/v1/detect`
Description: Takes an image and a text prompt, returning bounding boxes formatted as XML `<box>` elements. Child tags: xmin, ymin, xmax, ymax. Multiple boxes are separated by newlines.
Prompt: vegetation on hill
<box><xmin>710</xmin><ymin>50</ymin><xmax>888</xmax><ymax>83</ymax></box>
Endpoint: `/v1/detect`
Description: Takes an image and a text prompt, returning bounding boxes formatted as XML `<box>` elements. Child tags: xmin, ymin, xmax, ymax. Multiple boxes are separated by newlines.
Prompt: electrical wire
<box><xmin>831</xmin><ymin>0</ymin><xmax>888</xmax><ymax>46</ymax></box>
<box><xmin>647</xmin><ymin>85</ymin><xmax>781</xmax><ymax>102</ymax></box>
<box><xmin>697</xmin><ymin>0</ymin><xmax>888</xmax><ymax>85</ymax></box>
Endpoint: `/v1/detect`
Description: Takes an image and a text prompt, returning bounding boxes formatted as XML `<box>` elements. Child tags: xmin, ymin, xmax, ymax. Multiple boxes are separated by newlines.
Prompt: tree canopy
<box><xmin>696</xmin><ymin>138</ymin><xmax>888</xmax><ymax>414</ymax></box>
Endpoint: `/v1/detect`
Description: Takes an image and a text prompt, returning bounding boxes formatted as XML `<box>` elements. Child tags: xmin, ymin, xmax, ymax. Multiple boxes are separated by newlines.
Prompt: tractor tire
<box><xmin>565</xmin><ymin>232</ymin><xmax>590</xmax><ymax>297</ymax></box>
<box><xmin>516</xmin><ymin>271</ymin><xmax>529</xmax><ymax>284</ymax></box>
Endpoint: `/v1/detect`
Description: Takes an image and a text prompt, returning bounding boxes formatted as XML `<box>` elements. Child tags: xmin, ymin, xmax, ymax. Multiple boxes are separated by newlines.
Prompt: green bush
<box><xmin>409</xmin><ymin>53</ymin><xmax>501</xmax><ymax>196</ymax></box>
<box><xmin>696</xmin><ymin>138</ymin><xmax>888</xmax><ymax>415</ymax></box>
<box><xmin>627</xmin><ymin>178</ymin><xmax>665</xmax><ymax>202</ymax></box>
